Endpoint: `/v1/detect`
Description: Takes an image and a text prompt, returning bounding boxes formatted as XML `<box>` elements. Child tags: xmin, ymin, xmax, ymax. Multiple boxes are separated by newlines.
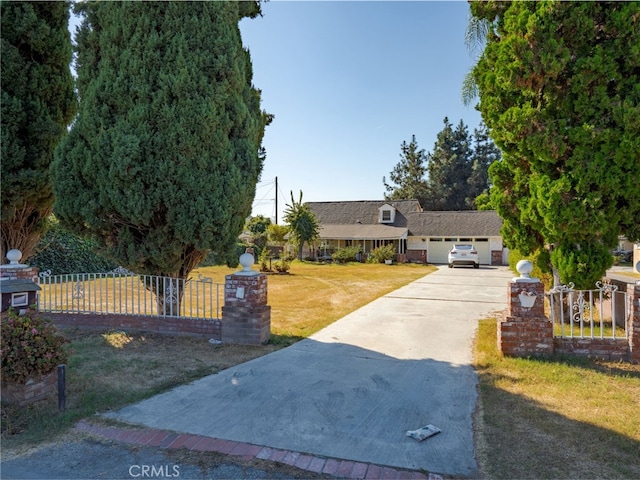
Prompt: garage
<box><xmin>427</xmin><ymin>238</ymin><xmax>491</xmax><ymax>265</ymax></box>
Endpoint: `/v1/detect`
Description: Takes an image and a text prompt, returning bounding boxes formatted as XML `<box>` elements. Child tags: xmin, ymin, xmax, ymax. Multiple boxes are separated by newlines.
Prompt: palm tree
<box><xmin>283</xmin><ymin>191</ymin><xmax>319</xmax><ymax>261</ymax></box>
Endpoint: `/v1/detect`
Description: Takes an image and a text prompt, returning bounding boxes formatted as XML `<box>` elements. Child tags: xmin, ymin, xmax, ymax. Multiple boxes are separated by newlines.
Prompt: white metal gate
<box><xmin>546</xmin><ymin>282</ymin><xmax>629</xmax><ymax>339</ymax></box>
<box><xmin>38</xmin><ymin>268</ymin><xmax>223</xmax><ymax>320</ymax></box>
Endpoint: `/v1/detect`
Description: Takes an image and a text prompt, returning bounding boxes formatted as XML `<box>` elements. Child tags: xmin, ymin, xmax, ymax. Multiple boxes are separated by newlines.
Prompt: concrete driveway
<box><xmin>106</xmin><ymin>265</ymin><xmax>513</xmax><ymax>477</ymax></box>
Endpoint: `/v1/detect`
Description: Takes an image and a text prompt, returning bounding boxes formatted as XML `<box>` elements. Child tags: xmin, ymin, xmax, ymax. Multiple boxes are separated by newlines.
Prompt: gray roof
<box><xmin>407</xmin><ymin>210</ymin><xmax>503</xmax><ymax>237</ymax></box>
<box><xmin>307</xmin><ymin>200</ymin><xmax>422</xmax><ymax>227</ymax></box>
<box><xmin>320</xmin><ymin>224</ymin><xmax>408</xmax><ymax>240</ymax></box>
<box><xmin>306</xmin><ymin>200</ymin><xmax>502</xmax><ymax>239</ymax></box>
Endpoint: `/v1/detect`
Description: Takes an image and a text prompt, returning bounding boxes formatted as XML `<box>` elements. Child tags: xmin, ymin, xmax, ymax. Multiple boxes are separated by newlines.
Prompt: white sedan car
<box><xmin>448</xmin><ymin>244</ymin><xmax>479</xmax><ymax>268</ymax></box>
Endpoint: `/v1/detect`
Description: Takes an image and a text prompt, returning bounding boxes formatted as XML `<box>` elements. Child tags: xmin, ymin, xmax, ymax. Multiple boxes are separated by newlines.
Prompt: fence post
<box><xmin>498</xmin><ymin>260</ymin><xmax>553</xmax><ymax>357</ymax></box>
<box><xmin>221</xmin><ymin>251</ymin><xmax>271</xmax><ymax>345</ymax></box>
<box><xmin>628</xmin><ymin>283</ymin><xmax>640</xmax><ymax>364</ymax></box>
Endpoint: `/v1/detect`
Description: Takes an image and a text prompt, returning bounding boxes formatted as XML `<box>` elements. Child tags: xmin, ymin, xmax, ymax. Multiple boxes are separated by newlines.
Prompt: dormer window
<box><xmin>378</xmin><ymin>204</ymin><xmax>396</xmax><ymax>224</ymax></box>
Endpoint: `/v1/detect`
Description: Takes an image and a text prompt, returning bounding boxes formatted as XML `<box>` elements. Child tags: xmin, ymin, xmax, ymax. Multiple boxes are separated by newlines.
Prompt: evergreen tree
<box><xmin>383</xmin><ymin>135</ymin><xmax>429</xmax><ymax>205</ymax></box>
<box><xmin>470</xmin><ymin>1</ymin><xmax>640</xmax><ymax>288</ymax></box>
<box><xmin>0</xmin><ymin>1</ymin><xmax>76</xmax><ymax>261</ymax></box>
<box><xmin>51</xmin><ymin>2</ymin><xmax>269</xmax><ymax>301</ymax></box>
<box><xmin>426</xmin><ymin>118</ymin><xmax>473</xmax><ymax>210</ymax></box>
<box><xmin>467</xmin><ymin>123</ymin><xmax>501</xmax><ymax>209</ymax></box>
<box><xmin>246</xmin><ymin>215</ymin><xmax>272</xmax><ymax>251</ymax></box>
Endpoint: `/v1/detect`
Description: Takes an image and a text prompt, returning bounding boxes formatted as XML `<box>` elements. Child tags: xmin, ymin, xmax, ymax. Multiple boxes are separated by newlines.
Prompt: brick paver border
<box><xmin>74</xmin><ymin>420</ymin><xmax>444</xmax><ymax>480</ymax></box>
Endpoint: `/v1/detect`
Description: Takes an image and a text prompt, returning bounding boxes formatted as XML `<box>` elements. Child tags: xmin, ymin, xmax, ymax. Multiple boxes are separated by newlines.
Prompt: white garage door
<box><xmin>427</xmin><ymin>238</ymin><xmax>491</xmax><ymax>265</ymax></box>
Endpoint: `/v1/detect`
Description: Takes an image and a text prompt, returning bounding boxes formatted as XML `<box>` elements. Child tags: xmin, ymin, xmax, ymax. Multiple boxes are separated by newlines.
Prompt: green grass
<box><xmin>474</xmin><ymin>319</ymin><xmax>640</xmax><ymax>479</ymax></box>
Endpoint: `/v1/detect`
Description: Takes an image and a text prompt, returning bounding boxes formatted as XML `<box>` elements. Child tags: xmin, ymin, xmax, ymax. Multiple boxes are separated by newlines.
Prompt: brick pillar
<box><xmin>221</xmin><ymin>272</ymin><xmax>270</xmax><ymax>345</ymax></box>
<box><xmin>628</xmin><ymin>283</ymin><xmax>640</xmax><ymax>364</ymax></box>
<box><xmin>498</xmin><ymin>261</ymin><xmax>553</xmax><ymax>357</ymax></box>
<box><xmin>0</xmin><ymin>266</ymin><xmax>38</xmax><ymax>281</ymax></box>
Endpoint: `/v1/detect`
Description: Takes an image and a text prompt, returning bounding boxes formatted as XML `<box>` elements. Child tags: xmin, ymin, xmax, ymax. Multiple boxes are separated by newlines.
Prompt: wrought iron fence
<box><xmin>37</xmin><ymin>268</ymin><xmax>223</xmax><ymax>320</ymax></box>
<box><xmin>546</xmin><ymin>281</ymin><xmax>628</xmax><ymax>339</ymax></box>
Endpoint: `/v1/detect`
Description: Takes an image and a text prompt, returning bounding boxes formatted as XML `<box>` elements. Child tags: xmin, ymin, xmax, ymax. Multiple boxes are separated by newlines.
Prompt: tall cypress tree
<box><xmin>0</xmin><ymin>1</ymin><xmax>76</xmax><ymax>261</ymax></box>
<box><xmin>470</xmin><ymin>1</ymin><xmax>640</xmax><ymax>288</ymax></box>
<box><xmin>52</xmin><ymin>2</ymin><xmax>269</xmax><ymax>289</ymax></box>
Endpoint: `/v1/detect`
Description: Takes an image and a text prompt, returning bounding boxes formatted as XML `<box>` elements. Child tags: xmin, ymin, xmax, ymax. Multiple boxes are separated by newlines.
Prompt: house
<box><xmin>306</xmin><ymin>200</ymin><xmax>506</xmax><ymax>265</ymax></box>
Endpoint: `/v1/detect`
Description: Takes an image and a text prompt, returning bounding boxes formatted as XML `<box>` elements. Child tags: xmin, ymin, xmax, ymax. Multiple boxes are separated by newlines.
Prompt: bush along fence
<box><xmin>1</xmin><ymin>250</ymin><xmax>270</xmax><ymax>344</ymax></box>
<box><xmin>498</xmin><ymin>260</ymin><xmax>640</xmax><ymax>363</ymax></box>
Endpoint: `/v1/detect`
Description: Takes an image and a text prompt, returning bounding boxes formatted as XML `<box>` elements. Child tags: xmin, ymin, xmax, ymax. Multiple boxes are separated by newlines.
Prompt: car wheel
<box><xmin>448</xmin><ymin>264</ymin><xmax>453</xmax><ymax>268</ymax></box>
<box><xmin>474</xmin><ymin>263</ymin><xmax>480</xmax><ymax>269</ymax></box>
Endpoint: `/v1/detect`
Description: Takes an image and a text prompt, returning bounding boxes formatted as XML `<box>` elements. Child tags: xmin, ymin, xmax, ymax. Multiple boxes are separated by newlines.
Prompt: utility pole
<box><xmin>275</xmin><ymin>176</ymin><xmax>278</xmax><ymax>224</ymax></box>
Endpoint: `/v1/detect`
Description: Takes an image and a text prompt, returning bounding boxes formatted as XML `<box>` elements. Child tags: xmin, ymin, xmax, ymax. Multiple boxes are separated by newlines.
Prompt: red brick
<box><xmin>337</xmin><ymin>460</ymin><xmax>355</xmax><ymax>477</ymax></box>
<box><xmin>182</xmin><ymin>435</ymin><xmax>203</xmax><ymax>449</ymax></box>
<box><xmin>217</xmin><ymin>440</ymin><xmax>239</xmax><ymax>454</ymax></box>
<box><xmin>268</xmin><ymin>449</ymin><xmax>287</xmax><ymax>463</ymax></box>
<box><xmin>256</xmin><ymin>447</ymin><xmax>275</xmax><ymax>460</ymax></box>
<box><xmin>365</xmin><ymin>464</ymin><xmax>382</xmax><ymax>479</ymax></box>
<box><xmin>147</xmin><ymin>431</ymin><xmax>170</xmax><ymax>446</ymax></box>
<box><xmin>307</xmin><ymin>457</ymin><xmax>326</xmax><ymax>474</ymax></box>
<box><xmin>323</xmin><ymin>459</ymin><xmax>339</xmax><ymax>475</ymax></box>
<box><xmin>136</xmin><ymin>430</ymin><xmax>159</xmax><ymax>446</ymax></box>
<box><xmin>167</xmin><ymin>434</ymin><xmax>190</xmax><ymax>449</ymax></box>
<box><xmin>294</xmin><ymin>454</ymin><xmax>313</xmax><ymax>470</ymax></box>
<box><xmin>281</xmin><ymin>451</ymin><xmax>300</xmax><ymax>466</ymax></box>
<box><xmin>380</xmin><ymin>467</ymin><xmax>399</xmax><ymax>480</ymax></box>
<box><xmin>159</xmin><ymin>433</ymin><xmax>179</xmax><ymax>448</ymax></box>
<box><xmin>350</xmin><ymin>462</ymin><xmax>369</xmax><ymax>479</ymax></box>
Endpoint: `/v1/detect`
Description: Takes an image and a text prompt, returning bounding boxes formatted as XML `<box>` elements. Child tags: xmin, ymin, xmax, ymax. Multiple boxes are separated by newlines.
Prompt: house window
<box><xmin>378</xmin><ymin>204</ymin><xmax>396</xmax><ymax>223</ymax></box>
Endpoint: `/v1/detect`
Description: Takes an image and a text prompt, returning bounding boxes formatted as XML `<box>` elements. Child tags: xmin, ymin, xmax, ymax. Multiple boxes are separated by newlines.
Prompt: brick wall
<box><xmin>498</xmin><ymin>277</ymin><xmax>640</xmax><ymax>363</ymax></box>
<box><xmin>39</xmin><ymin>271</ymin><xmax>275</xmax><ymax>344</ymax></box>
<box><xmin>1</xmin><ymin>370</ymin><xmax>57</xmax><ymax>406</ymax></box>
<box><xmin>47</xmin><ymin>312</ymin><xmax>221</xmax><ymax>339</ymax></box>
<box><xmin>405</xmin><ymin>250</ymin><xmax>426</xmax><ymax>263</ymax></box>
<box><xmin>554</xmin><ymin>337</ymin><xmax>629</xmax><ymax>361</ymax></box>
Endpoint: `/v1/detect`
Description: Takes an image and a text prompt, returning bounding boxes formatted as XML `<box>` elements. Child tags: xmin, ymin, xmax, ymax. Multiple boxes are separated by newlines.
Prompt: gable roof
<box><xmin>407</xmin><ymin>210</ymin><xmax>503</xmax><ymax>237</ymax></box>
<box><xmin>307</xmin><ymin>200</ymin><xmax>422</xmax><ymax>227</ymax></box>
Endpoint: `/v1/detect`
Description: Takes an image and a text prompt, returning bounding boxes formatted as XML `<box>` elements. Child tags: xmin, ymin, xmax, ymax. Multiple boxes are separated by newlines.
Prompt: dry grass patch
<box><xmin>474</xmin><ymin>319</ymin><xmax>640</xmax><ymax>479</ymax></box>
<box><xmin>195</xmin><ymin>260</ymin><xmax>435</xmax><ymax>337</ymax></box>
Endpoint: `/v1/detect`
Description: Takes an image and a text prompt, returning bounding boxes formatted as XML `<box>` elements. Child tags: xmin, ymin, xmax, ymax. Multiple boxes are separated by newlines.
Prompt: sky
<box><xmin>239</xmin><ymin>1</ymin><xmax>484</xmax><ymax>222</ymax></box>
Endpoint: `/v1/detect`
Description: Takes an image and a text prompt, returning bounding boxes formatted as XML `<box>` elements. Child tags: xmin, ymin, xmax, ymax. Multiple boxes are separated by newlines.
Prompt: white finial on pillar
<box><xmin>237</xmin><ymin>250</ymin><xmax>258</xmax><ymax>276</ymax></box>
<box><xmin>6</xmin><ymin>249</ymin><xmax>23</xmax><ymax>265</ymax></box>
<box><xmin>513</xmin><ymin>259</ymin><xmax>539</xmax><ymax>283</ymax></box>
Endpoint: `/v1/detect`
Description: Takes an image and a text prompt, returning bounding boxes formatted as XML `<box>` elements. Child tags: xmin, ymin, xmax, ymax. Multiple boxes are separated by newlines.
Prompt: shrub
<box><xmin>259</xmin><ymin>248</ymin><xmax>272</xmax><ymax>272</ymax></box>
<box><xmin>1</xmin><ymin>309</ymin><xmax>69</xmax><ymax>383</ymax></box>
<box><xmin>30</xmin><ymin>218</ymin><xmax>116</xmax><ymax>274</ymax></box>
<box><xmin>273</xmin><ymin>258</ymin><xmax>291</xmax><ymax>273</ymax></box>
<box><xmin>367</xmin><ymin>244</ymin><xmax>396</xmax><ymax>264</ymax></box>
<box><xmin>332</xmin><ymin>246</ymin><xmax>362</xmax><ymax>263</ymax></box>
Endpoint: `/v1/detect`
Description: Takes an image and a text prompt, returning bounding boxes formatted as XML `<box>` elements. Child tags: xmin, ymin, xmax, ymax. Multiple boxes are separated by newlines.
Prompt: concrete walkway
<box><xmin>106</xmin><ymin>265</ymin><xmax>513</xmax><ymax>478</ymax></box>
